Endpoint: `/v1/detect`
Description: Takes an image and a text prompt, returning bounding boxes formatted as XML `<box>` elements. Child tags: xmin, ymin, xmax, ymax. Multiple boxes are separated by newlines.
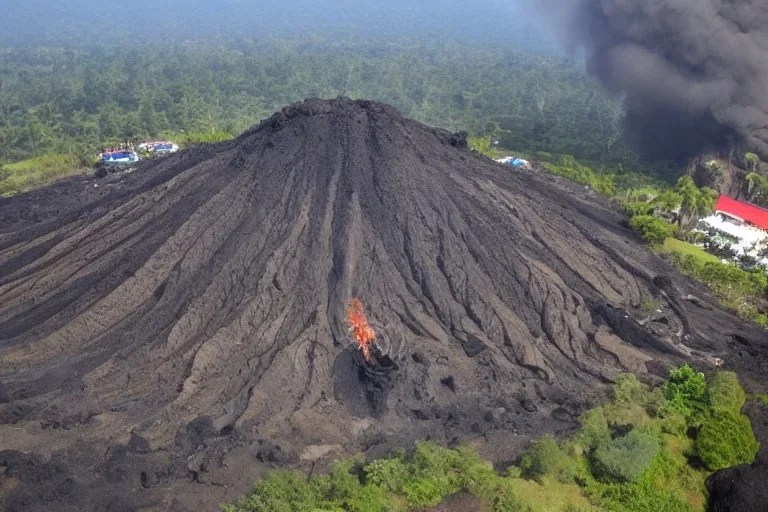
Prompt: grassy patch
<box><xmin>660</xmin><ymin>238</ymin><xmax>721</xmax><ymax>265</ymax></box>
<box><xmin>664</xmin><ymin>248</ymin><xmax>768</xmax><ymax>328</ymax></box>
<box><xmin>0</xmin><ymin>153</ymin><xmax>88</xmax><ymax>196</ymax></box>
<box><xmin>507</xmin><ymin>476</ymin><xmax>597</xmax><ymax>512</ymax></box>
<box><xmin>539</xmin><ymin>155</ymin><xmax>615</xmax><ymax>195</ymax></box>
<box><xmin>159</xmin><ymin>131</ymin><xmax>235</xmax><ymax>146</ymax></box>
<box><xmin>467</xmin><ymin>136</ymin><xmax>509</xmax><ymax>159</ymax></box>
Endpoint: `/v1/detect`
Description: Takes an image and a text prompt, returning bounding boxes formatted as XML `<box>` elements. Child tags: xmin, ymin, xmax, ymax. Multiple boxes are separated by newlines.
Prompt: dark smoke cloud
<box><xmin>532</xmin><ymin>0</ymin><xmax>768</xmax><ymax>160</ymax></box>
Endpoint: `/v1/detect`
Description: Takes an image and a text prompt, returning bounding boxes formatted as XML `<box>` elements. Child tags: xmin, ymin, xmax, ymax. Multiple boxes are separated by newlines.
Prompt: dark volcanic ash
<box><xmin>0</xmin><ymin>98</ymin><xmax>767</xmax><ymax>511</ymax></box>
<box><xmin>533</xmin><ymin>0</ymin><xmax>768</xmax><ymax>160</ymax></box>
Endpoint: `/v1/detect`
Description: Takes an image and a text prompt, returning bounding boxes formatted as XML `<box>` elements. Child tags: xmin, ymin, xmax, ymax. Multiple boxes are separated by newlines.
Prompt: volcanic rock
<box><xmin>0</xmin><ymin>98</ymin><xmax>766</xmax><ymax>511</ymax></box>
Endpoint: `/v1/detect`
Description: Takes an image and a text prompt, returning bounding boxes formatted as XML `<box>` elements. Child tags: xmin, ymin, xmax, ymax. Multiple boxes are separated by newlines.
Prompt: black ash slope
<box><xmin>0</xmin><ymin>98</ymin><xmax>765</xmax><ymax>511</ymax></box>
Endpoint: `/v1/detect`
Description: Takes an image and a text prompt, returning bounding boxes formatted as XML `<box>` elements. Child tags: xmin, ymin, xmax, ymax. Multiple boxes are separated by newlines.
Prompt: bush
<box><xmin>578</xmin><ymin>407</ymin><xmax>611</xmax><ymax>450</ymax></box>
<box><xmin>708</xmin><ymin>371</ymin><xmax>747</xmax><ymax>412</ymax></box>
<box><xmin>652</xmin><ymin>190</ymin><xmax>683</xmax><ymax>211</ymax></box>
<box><xmin>630</xmin><ymin>215</ymin><xmax>677</xmax><ymax>245</ymax></box>
<box><xmin>662</xmin><ymin>364</ymin><xmax>707</xmax><ymax>421</ymax></box>
<box><xmin>364</xmin><ymin>454</ymin><xmax>408</xmax><ymax>492</ymax></box>
<box><xmin>520</xmin><ymin>434</ymin><xmax>577</xmax><ymax>483</ymax></box>
<box><xmin>621</xmin><ymin>201</ymin><xmax>654</xmax><ymax>218</ymax></box>
<box><xmin>612</xmin><ymin>374</ymin><xmax>651</xmax><ymax>407</ymax></box>
<box><xmin>658</xmin><ymin>411</ymin><xmax>688</xmax><ymax>436</ymax></box>
<box><xmin>591</xmin><ymin>429</ymin><xmax>660</xmax><ymax>483</ymax></box>
<box><xmin>696</xmin><ymin>410</ymin><xmax>759</xmax><ymax>471</ymax></box>
<box><xmin>492</xmin><ymin>480</ymin><xmax>531</xmax><ymax>512</ymax></box>
<box><xmin>222</xmin><ymin>470</ymin><xmax>329</xmax><ymax>512</ymax></box>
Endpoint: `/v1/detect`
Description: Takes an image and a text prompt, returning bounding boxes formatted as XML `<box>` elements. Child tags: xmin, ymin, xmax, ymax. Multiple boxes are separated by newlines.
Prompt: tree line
<box><xmin>0</xmin><ymin>35</ymin><xmax>627</xmax><ymax>166</ymax></box>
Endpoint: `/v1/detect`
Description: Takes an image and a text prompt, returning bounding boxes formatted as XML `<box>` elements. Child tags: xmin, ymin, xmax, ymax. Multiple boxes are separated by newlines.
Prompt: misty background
<box><xmin>1</xmin><ymin>0</ymin><xmax>542</xmax><ymax>46</ymax></box>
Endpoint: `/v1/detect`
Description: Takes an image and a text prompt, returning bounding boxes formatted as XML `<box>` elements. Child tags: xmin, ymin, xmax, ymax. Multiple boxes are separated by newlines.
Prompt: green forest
<box><xmin>0</xmin><ymin>36</ymin><xmax>627</xmax><ymax>166</ymax></box>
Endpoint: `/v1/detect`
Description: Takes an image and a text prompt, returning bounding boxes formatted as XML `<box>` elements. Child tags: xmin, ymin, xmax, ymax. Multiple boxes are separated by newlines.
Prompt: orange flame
<box><xmin>347</xmin><ymin>298</ymin><xmax>376</xmax><ymax>362</ymax></box>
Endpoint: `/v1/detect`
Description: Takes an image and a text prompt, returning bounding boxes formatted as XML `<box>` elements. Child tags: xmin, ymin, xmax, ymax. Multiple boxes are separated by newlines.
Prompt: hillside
<box><xmin>0</xmin><ymin>99</ymin><xmax>766</xmax><ymax>511</ymax></box>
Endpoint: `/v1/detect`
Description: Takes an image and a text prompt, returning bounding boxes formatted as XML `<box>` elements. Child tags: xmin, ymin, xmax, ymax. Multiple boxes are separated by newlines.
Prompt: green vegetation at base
<box><xmin>697</xmin><ymin>410</ymin><xmax>759</xmax><ymax>471</ymax></box>
<box><xmin>0</xmin><ymin>153</ymin><xmax>90</xmax><ymax>196</ymax></box>
<box><xmin>520</xmin><ymin>435</ymin><xmax>577</xmax><ymax>484</ymax></box>
<box><xmin>707</xmin><ymin>371</ymin><xmax>747</xmax><ymax>412</ymax></box>
<box><xmin>666</xmin><ymin>249</ymin><xmax>768</xmax><ymax>327</ymax></box>
<box><xmin>660</xmin><ymin>239</ymin><xmax>721</xmax><ymax>265</ymax></box>
<box><xmin>224</xmin><ymin>443</ymin><xmax>529</xmax><ymax>512</ymax></box>
<box><xmin>630</xmin><ymin>216</ymin><xmax>678</xmax><ymax>245</ymax></box>
<box><xmin>224</xmin><ymin>366</ymin><xmax>759</xmax><ymax>512</ymax></box>
<box><xmin>662</xmin><ymin>364</ymin><xmax>708</xmax><ymax>422</ymax></box>
<box><xmin>622</xmin><ymin>178</ymin><xmax>768</xmax><ymax>328</ymax></box>
<box><xmin>590</xmin><ymin>429</ymin><xmax>660</xmax><ymax>483</ymax></box>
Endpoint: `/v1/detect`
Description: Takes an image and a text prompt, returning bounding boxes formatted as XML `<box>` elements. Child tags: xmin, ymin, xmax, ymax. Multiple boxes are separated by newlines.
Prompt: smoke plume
<box><xmin>534</xmin><ymin>0</ymin><xmax>768</xmax><ymax>160</ymax></box>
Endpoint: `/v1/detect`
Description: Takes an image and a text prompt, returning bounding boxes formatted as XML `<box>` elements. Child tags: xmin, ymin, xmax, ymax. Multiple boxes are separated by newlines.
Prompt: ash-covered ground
<box><xmin>0</xmin><ymin>98</ymin><xmax>766</xmax><ymax>511</ymax></box>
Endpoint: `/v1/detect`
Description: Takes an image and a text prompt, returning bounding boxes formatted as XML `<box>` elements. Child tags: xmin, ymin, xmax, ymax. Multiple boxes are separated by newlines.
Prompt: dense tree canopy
<box><xmin>0</xmin><ymin>36</ymin><xmax>627</xmax><ymax>165</ymax></box>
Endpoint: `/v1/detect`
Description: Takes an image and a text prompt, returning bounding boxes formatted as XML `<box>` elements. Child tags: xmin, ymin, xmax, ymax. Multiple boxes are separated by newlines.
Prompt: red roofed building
<box><xmin>715</xmin><ymin>195</ymin><xmax>768</xmax><ymax>231</ymax></box>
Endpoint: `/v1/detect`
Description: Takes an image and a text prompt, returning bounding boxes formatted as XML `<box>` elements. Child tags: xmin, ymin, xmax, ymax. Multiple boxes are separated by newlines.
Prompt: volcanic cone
<box><xmin>0</xmin><ymin>98</ymin><xmax>765</xmax><ymax>511</ymax></box>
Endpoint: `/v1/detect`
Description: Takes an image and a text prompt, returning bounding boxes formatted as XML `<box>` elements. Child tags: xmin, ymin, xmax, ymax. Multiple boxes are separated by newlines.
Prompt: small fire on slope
<box><xmin>347</xmin><ymin>298</ymin><xmax>376</xmax><ymax>362</ymax></box>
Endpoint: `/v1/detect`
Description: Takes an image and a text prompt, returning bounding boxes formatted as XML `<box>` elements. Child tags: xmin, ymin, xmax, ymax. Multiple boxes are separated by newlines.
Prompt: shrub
<box><xmin>394</xmin><ymin>443</ymin><xmax>502</xmax><ymax>507</ymax></box>
<box><xmin>662</xmin><ymin>364</ymin><xmax>707</xmax><ymax>421</ymax></box>
<box><xmin>696</xmin><ymin>410</ymin><xmax>759</xmax><ymax>471</ymax></box>
<box><xmin>222</xmin><ymin>470</ymin><xmax>329</xmax><ymax>512</ymax></box>
<box><xmin>520</xmin><ymin>434</ymin><xmax>577</xmax><ymax>483</ymax></box>
<box><xmin>652</xmin><ymin>190</ymin><xmax>683</xmax><ymax>211</ymax></box>
<box><xmin>492</xmin><ymin>480</ymin><xmax>531</xmax><ymax>512</ymax></box>
<box><xmin>612</xmin><ymin>374</ymin><xmax>651</xmax><ymax>407</ymax></box>
<box><xmin>364</xmin><ymin>454</ymin><xmax>408</xmax><ymax>492</ymax></box>
<box><xmin>630</xmin><ymin>215</ymin><xmax>677</xmax><ymax>245</ymax></box>
<box><xmin>401</xmin><ymin>478</ymin><xmax>448</xmax><ymax>507</ymax></box>
<box><xmin>602</xmin><ymin>374</ymin><xmax>662</xmax><ymax>428</ymax></box>
<box><xmin>658</xmin><ymin>411</ymin><xmax>688</xmax><ymax>436</ymax></box>
<box><xmin>708</xmin><ymin>371</ymin><xmax>747</xmax><ymax>413</ymax></box>
<box><xmin>622</xmin><ymin>201</ymin><xmax>654</xmax><ymax>218</ymax></box>
<box><xmin>578</xmin><ymin>406</ymin><xmax>611</xmax><ymax>450</ymax></box>
<box><xmin>591</xmin><ymin>429</ymin><xmax>660</xmax><ymax>483</ymax></box>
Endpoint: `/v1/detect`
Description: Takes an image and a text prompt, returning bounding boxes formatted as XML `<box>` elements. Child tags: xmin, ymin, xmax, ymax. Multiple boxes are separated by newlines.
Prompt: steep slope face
<box><xmin>0</xmin><ymin>98</ymin><xmax>765</xmax><ymax>511</ymax></box>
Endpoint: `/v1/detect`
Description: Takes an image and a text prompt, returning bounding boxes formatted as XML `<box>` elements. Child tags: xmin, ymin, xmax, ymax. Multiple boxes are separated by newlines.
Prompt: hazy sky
<box><xmin>1</xmin><ymin>0</ymin><xmax>539</xmax><ymax>46</ymax></box>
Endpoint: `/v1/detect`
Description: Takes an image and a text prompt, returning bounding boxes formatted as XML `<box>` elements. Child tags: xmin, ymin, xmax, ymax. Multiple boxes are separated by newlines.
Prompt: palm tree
<box><xmin>675</xmin><ymin>176</ymin><xmax>717</xmax><ymax>227</ymax></box>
